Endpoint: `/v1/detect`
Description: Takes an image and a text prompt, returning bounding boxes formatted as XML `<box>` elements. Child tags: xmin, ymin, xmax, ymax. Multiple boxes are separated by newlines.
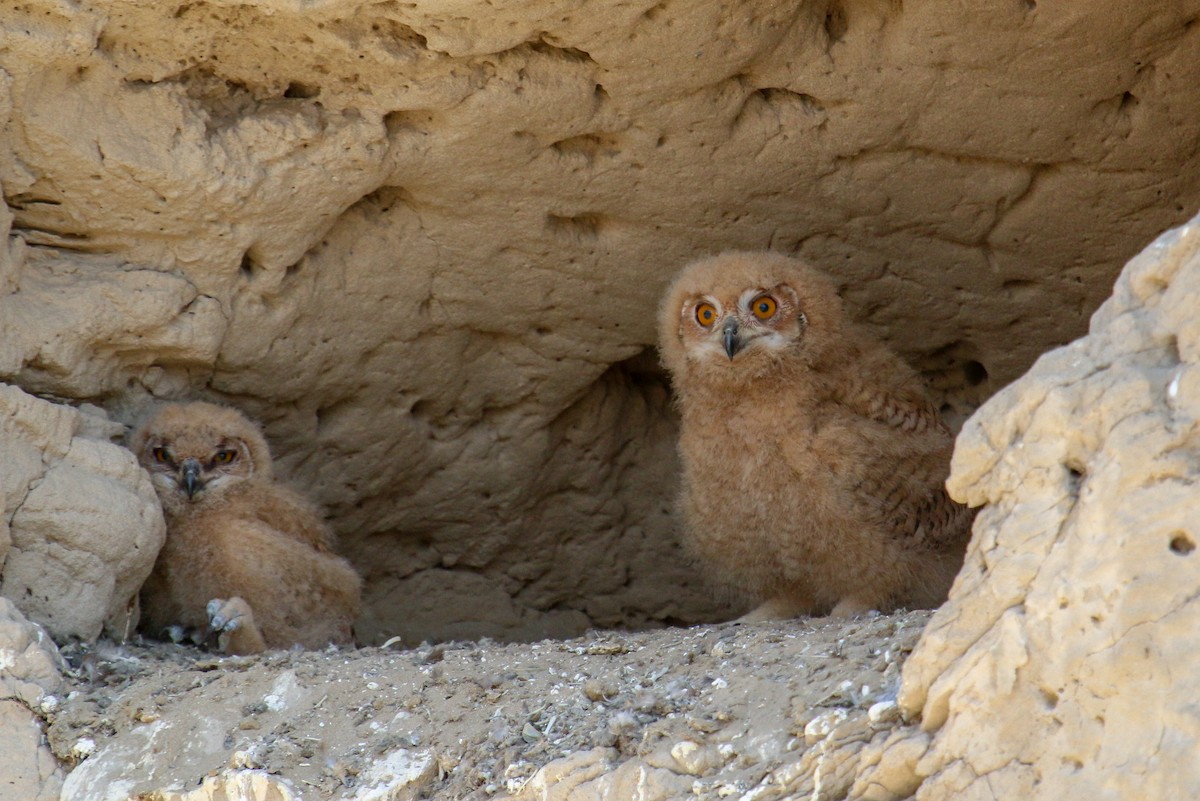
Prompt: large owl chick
<box><xmin>130</xmin><ymin>402</ymin><xmax>361</xmax><ymax>654</ymax></box>
<box><xmin>659</xmin><ymin>251</ymin><xmax>974</xmax><ymax>620</ymax></box>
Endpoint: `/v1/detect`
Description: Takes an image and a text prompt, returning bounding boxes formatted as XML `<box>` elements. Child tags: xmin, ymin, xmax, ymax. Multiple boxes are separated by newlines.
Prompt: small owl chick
<box><xmin>658</xmin><ymin>251</ymin><xmax>974</xmax><ymax>621</ymax></box>
<box><xmin>130</xmin><ymin>402</ymin><xmax>361</xmax><ymax>654</ymax></box>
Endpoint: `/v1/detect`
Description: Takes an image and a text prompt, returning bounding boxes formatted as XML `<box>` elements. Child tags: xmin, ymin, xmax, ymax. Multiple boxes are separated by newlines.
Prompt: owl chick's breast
<box><xmin>676</xmin><ymin>385</ymin><xmax>838</xmax><ymax>572</ymax></box>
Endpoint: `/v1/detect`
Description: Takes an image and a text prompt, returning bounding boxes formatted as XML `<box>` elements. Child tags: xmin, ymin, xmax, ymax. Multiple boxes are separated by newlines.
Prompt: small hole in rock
<box><xmin>283</xmin><ymin>81</ymin><xmax>320</xmax><ymax>99</ymax></box>
<box><xmin>963</xmin><ymin>360</ymin><xmax>989</xmax><ymax>386</ymax></box>
<box><xmin>824</xmin><ymin>1</ymin><xmax>849</xmax><ymax>42</ymax></box>
<box><xmin>1170</xmin><ymin>532</ymin><xmax>1195</xmax><ymax>555</ymax></box>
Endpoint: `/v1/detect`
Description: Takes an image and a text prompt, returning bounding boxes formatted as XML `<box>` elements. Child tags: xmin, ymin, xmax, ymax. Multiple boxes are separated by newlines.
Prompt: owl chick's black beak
<box><xmin>180</xmin><ymin>458</ymin><xmax>204</xmax><ymax>499</ymax></box>
<box><xmin>722</xmin><ymin>318</ymin><xmax>744</xmax><ymax>359</ymax></box>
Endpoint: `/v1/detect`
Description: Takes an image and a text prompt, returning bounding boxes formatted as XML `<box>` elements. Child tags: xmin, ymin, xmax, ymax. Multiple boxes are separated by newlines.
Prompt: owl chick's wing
<box><xmin>244</xmin><ymin>484</ymin><xmax>338</xmax><ymax>552</ymax></box>
<box><xmin>791</xmin><ymin>372</ymin><xmax>973</xmax><ymax>552</ymax></box>
<box><xmin>850</xmin><ymin>443</ymin><xmax>975</xmax><ymax>551</ymax></box>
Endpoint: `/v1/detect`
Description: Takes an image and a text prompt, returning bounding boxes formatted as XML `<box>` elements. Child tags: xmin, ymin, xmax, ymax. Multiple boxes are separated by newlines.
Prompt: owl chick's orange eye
<box><xmin>152</xmin><ymin>447</ymin><xmax>171</xmax><ymax>463</ymax></box>
<box><xmin>695</xmin><ymin>302</ymin><xmax>718</xmax><ymax>327</ymax></box>
<box><xmin>751</xmin><ymin>295</ymin><xmax>778</xmax><ymax>320</ymax></box>
<box><xmin>212</xmin><ymin>449</ymin><xmax>238</xmax><ymax>464</ymax></box>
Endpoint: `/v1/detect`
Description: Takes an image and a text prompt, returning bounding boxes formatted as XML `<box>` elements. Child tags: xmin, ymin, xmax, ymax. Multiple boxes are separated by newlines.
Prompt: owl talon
<box><xmin>738</xmin><ymin>596</ymin><xmax>817</xmax><ymax>623</ymax></box>
<box><xmin>207</xmin><ymin>597</ymin><xmax>246</xmax><ymax>633</ymax></box>
<box><xmin>204</xmin><ymin>596</ymin><xmax>267</xmax><ymax>655</ymax></box>
<box><xmin>829</xmin><ymin>598</ymin><xmax>876</xmax><ymax>618</ymax></box>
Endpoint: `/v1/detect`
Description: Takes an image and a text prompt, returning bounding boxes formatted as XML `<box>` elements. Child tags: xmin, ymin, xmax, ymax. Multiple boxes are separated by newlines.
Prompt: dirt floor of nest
<box><xmin>42</xmin><ymin>610</ymin><xmax>932</xmax><ymax>799</ymax></box>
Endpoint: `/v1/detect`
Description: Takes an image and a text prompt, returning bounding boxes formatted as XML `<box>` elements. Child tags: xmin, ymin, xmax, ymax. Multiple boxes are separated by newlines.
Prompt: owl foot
<box><xmin>206</xmin><ymin>597</ymin><xmax>268</xmax><ymax>655</ymax></box>
<box><xmin>828</xmin><ymin>598</ymin><xmax>877</xmax><ymax>618</ymax></box>
<box><xmin>737</xmin><ymin>595</ymin><xmax>816</xmax><ymax>623</ymax></box>
<box><xmin>162</xmin><ymin>624</ymin><xmax>206</xmax><ymax>646</ymax></box>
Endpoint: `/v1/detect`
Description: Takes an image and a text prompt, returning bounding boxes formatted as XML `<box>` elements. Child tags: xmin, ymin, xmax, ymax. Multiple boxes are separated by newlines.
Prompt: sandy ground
<box><xmin>41</xmin><ymin>611</ymin><xmax>932</xmax><ymax>799</ymax></box>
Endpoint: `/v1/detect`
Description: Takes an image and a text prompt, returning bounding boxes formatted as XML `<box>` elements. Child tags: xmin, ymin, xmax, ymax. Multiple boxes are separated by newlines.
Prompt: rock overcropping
<box><xmin>0</xmin><ymin>598</ymin><xmax>66</xmax><ymax>801</ymax></box>
<box><xmin>0</xmin><ymin>385</ymin><xmax>164</xmax><ymax>644</ymax></box>
<box><xmin>859</xmin><ymin>208</ymin><xmax>1200</xmax><ymax>799</ymax></box>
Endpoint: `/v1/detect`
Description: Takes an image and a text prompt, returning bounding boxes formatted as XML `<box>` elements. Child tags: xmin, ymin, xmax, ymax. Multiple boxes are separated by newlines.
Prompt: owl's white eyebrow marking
<box><xmin>737</xmin><ymin>288</ymin><xmax>769</xmax><ymax>309</ymax></box>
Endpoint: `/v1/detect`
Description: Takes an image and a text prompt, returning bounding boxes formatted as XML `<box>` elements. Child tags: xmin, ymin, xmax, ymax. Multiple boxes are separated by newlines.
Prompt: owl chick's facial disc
<box><xmin>132</xmin><ymin>402</ymin><xmax>268</xmax><ymax>508</ymax></box>
<box><xmin>684</xmin><ymin>284</ymin><xmax>804</xmax><ymax>361</ymax></box>
<box><xmin>145</xmin><ymin>438</ymin><xmax>254</xmax><ymax>500</ymax></box>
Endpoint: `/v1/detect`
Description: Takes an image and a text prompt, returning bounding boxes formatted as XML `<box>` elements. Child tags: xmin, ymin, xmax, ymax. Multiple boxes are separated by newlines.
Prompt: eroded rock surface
<box><xmin>0</xmin><ymin>385</ymin><xmax>164</xmax><ymax>643</ymax></box>
<box><xmin>861</xmin><ymin>212</ymin><xmax>1200</xmax><ymax>797</ymax></box>
<box><xmin>0</xmin><ymin>598</ymin><xmax>66</xmax><ymax>801</ymax></box>
<box><xmin>2</xmin><ymin>1</ymin><xmax>1199</xmax><ymax>641</ymax></box>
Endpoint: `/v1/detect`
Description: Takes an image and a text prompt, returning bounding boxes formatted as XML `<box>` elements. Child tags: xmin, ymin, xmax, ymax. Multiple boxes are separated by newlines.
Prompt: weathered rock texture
<box><xmin>0</xmin><ymin>385</ymin><xmax>164</xmax><ymax>643</ymax></box>
<box><xmin>0</xmin><ymin>598</ymin><xmax>66</xmax><ymax>801</ymax></box>
<box><xmin>2</xmin><ymin>0</ymin><xmax>1199</xmax><ymax>642</ymax></box>
<box><xmin>856</xmin><ymin>211</ymin><xmax>1200</xmax><ymax>797</ymax></box>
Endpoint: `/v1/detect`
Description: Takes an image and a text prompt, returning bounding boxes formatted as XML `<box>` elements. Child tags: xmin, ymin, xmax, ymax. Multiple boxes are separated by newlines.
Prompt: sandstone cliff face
<box><xmin>858</xmin><ymin>208</ymin><xmax>1200</xmax><ymax>800</ymax></box>
<box><xmin>2</xmin><ymin>0</ymin><xmax>1199</xmax><ymax>642</ymax></box>
<box><xmin>0</xmin><ymin>384</ymin><xmax>164</xmax><ymax>643</ymax></box>
<box><xmin>0</xmin><ymin>598</ymin><xmax>65</xmax><ymax>801</ymax></box>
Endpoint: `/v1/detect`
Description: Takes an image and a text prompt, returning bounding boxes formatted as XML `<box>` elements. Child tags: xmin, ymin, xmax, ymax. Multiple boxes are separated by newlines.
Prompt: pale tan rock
<box><xmin>501</xmin><ymin>748</ymin><xmax>617</xmax><ymax>801</ymax></box>
<box><xmin>92</xmin><ymin>770</ymin><xmax>300</xmax><ymax>801</ymax></box>
<box><xmin>749</xmin><ymin>713</ymin><xmax>879</xmax><ymax>801</ymax></box>
<box><xmin>0</xmin><ymin>598</ymin><xmax>66</xmax><ymax>801</ymax></box>
<box><xmin>0</xmin><ymin>177</ymin><xmax>24</xmax><ymax>296</ymax></box>
<box><xmin>503</xmin><ymin>748</ymin><xmax>692</xmax><ymax>801</ymax></box>
<box><xmin>588</xmin><ymin>758</ymin><xmax>694</xmax><ymax>801</ymax></box>
<box><xmin>1</xmin><ymin>1</ymin><xmax>1199</xmax><ymax>640</ymax></box>
<box><xmin>0</xmin><ymin>384</ymin><xmax>165</xmax><ymax>642</ymax></box>
<box><xmin>113</xmin><ymin>753</ymin><xmax>435</xmax><ymax>801</ymax></box>
<box><xmin>0</xmin><ymin>596</ymin><xmax>62</xmax><ymax>709</ymax></box>
<box><xmin>868</xmin><ymin>212</ymin><xmax>1200</xmax><ymax>798</ymax></box>
<box><xmin>349</xmin><ymin>748</ymin><xmax>438</xmax><ymax>801</ymax></box>
<box><xmin>0</xmin><ymin>250</ymin><xmax>228</xmax><ymax>399</ymax></box>
<box><xmin>0</xmin><ymin>701</ymin><xmax>64</xmax><ymax>801</ymax></box>
<box><xmin>849</xmin><ymin>729</ymin><xmax>929</xmax><ymax>801</ymax></box>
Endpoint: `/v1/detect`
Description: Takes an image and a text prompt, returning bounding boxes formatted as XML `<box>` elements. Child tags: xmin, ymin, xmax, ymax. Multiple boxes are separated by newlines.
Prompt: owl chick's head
<box><xmin>658</xmin><ymin>251</ymin><xmax>847</xmax><ymax>388</ymax></box>
<box><xmin>130</xmin><ymin>402</ymin><xmax>272</xmax><ymax>511</ymax></box>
